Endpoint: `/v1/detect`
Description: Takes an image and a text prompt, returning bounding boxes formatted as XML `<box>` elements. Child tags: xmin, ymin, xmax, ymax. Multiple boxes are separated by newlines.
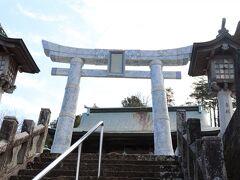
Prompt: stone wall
<box><xmin>223</xmin><ymin>109</ymin><xmax>240</xmax><ymax>179</ymax></box>
<box><xmin>222</xmin><ymin>49</ymin><xmax>240</xmax><ymax>179</ymax></box>
<box><xmin>0</xmin><ymin>108</ymin><xmax>51</xmax><ymax>179</ymax></box>
<box><xmin>177</xmin><ymin>110</ymin><xmax>227</xmax><ymax>180</ymax></box>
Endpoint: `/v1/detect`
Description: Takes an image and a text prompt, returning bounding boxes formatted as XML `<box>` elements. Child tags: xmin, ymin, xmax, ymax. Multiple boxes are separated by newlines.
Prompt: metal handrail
<box><xmin>33</xmin><ymin>121</ymin><xmax>104</xmax><ymax>180</ymax></box>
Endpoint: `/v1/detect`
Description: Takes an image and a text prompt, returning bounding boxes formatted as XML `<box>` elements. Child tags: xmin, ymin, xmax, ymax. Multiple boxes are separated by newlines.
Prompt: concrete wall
<box><xmin>74</xmin><ymin>106</ymin><xmax>213</xmax><ymax>133</ymax></box>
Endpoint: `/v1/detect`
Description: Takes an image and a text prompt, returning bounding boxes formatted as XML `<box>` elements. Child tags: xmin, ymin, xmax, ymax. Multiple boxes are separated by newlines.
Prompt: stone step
<box><xmin>28</xmin><ymin>162</ymin><xmax>180</xmax><ymax>172</ymax></box>
<box><xmin>18</xmin><ymin>169</ymin><xmax>182</xmax><ymax>178</ymax></box>
<box><xmin>40</xmin><ymin>153</ymin><xmax>177</xmax><ymax>162</ymax></box>
<box><xmin>10</xmin><ymin>175</ymin><xmax>183</xmax><ymax>180</ymax></box>
<box><xmin>11</xmin><ymin>152</ymin><xmax>183</xmax><ymax>180</ymax></box>
<box><xmin>103</xmin><ymin>171</ymin><xmax>182</xmax><ymax>178</ymax></box>
<box><xmin>36</xmin><ymin>157</ymin><xmax>178</xmax><ymax>166</ymax></box>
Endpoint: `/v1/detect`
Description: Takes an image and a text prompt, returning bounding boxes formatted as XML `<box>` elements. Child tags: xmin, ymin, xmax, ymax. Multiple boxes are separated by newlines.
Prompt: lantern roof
<box><xmin>0</xmin><ymin>25</ymin><xmax>39</xmax><ymax>73</ymax></box>
<box><xmin>189</xmin><ymin>18</ymin><xmax>240</xmax><ymax>76</ymax></box>
<box><xmin>0</xmin><ymin>24</ymin><xmax>7</xmax><ymax>37</ymax></box>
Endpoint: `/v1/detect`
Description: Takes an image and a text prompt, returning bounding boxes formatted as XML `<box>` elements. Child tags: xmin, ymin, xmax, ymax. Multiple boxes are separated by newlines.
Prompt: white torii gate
<box><xmin>42</xmin><ymin>40</ymin><xmax>192</xmax><ymax>155</ymax></box>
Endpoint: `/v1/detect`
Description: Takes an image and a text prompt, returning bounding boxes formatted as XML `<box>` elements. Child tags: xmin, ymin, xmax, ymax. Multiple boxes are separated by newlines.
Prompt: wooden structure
<box><xmin>0</xmin><ymin>24</ymin><xmax>39</xmax><ymax>100</ymax></box>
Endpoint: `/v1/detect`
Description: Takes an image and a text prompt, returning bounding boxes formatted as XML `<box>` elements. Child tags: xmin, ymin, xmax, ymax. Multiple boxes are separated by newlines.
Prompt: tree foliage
<box><xmin>74</xmin><ymin>115</ymin><xmax>81</xmax><ymax>127</ymax></box>
<box><xmin>50</xmin><ymin>115</ymin><xmax>81</xmax><ymax>128</ymax></box>
<box><xmin>166</xmin><ymin>87</ymin><xmax>175</xmax><ymax>106</ymax></box>
<box><xmin>190</xmin><ymin>77</ymin><xmax>210</xmax><ymax>108</ymax></box>
<box><xmin>190</xmin><ymin>77</ymin><xmax>218</xmax><ymax>126</ymax></box>
<box><xmin>92</xmin><ymin>103</ymin><xmax>98</xmax><ymax>108</ymax></box>
<box><xmin>121</xmin><ymin>94</ymin><xmax>148</xmax><ymax>107</ymax></box>
<box><xmin>122</xmin><ymin>89</ymin><xmax>175</xmax><ymax>108</ymax></box>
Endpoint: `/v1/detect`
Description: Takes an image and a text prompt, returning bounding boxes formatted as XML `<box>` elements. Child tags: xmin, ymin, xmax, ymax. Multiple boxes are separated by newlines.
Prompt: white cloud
<box><xmin>58</xmin><ymin>26</ymin><xmax>89</xmax><ymax>47</ymax></box>
<box><xmin>29</xmin><ymin>49</ymin><xmax>44</xmax><ymax>58</ymax></box>
<box><xmin>4</xmin><ymin>28</ymin><xmax>24</xmax><ymax>39</ymax></box>
<box><xmin>67</xmin><ymin>1</ymin><xmax>86</xmax><ymax>15</ymax></box>
<box><xmin>29</xmin><ymin>34</ymin><xmax>47</xmax><ymax>45</ymax></box>
<box><xmin>1</xmin><ymin>95</ymin><xmax>40</xmax><ymax>121</ymax></box>
<box><xmin>50</xmin><ymin>25</ymin><xmax>96</xmax><ymax>48</ymax></box>
<box><xmin>17</xmin><ymin>3</ymin><xmax>67</xmax><ymax>22</ymax></box>
<box><xmin>66</xmin><ymin>0</ymin><xmax>240</xmax><ymax>50</ymax></box>
<box><xmin>16</xmin><ymin>73</ymin><xmax>46</xmax><ymax>90</ymax></box>
<box><xmin>0</xmin><ymin>75</ymin><xmax>64</xmax><ymax>121</ymax></box>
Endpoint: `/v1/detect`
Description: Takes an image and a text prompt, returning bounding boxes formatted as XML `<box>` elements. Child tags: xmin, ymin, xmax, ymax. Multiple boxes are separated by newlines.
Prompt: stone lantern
<box><xmin>189</xmin><ymin>18</ymin><xmax>240</xmax><ymax>136</ymax></box>
<box><xmin>0</xmin><ymin>24</ymin><xmax>40</xmax><ymax>101</ymax></box>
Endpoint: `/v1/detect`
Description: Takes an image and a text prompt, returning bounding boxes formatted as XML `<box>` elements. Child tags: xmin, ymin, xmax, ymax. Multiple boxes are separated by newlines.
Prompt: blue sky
<box><xmin>0</xmin><ymin>0</ymin><xmax>240</xmax><ymax>123</ymax></box>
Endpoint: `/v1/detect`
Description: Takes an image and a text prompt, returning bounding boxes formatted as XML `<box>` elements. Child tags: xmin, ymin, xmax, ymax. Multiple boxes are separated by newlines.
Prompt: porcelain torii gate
<box><xmin>42</xmin><ymin>40</ymin><xmax>192</xmax><ymax>155</ymax></box>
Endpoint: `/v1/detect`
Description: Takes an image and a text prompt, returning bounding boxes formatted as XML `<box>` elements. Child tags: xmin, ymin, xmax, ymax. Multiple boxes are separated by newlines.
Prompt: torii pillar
<box><xmin>51</xmin><ymin>57</ymin><xmax>83</xmax><ymax>153</ymax></box>
<box><xmin>150</xmin><ymin>60</ymin><xmax>173</xmax><ymax>155</ymax></box>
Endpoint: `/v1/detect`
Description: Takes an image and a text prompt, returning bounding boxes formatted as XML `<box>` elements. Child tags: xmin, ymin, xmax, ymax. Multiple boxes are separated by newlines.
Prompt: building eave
<box><xmin>88</xmin><ymin>106</ymin><xmax>200</xmax><ymax>113</ymax></box>
<box><xmin>0</xmin><ymin>35</ymin><xmax>40</xmax><ymax>73</ymax></box>
<box><xmin>188</xmin><ymin>34</ymin><xmax>240</xmax><ymax>76</ymax></box>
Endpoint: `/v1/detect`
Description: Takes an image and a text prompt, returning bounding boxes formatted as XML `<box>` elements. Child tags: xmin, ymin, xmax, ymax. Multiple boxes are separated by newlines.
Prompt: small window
<box><xmin>214</xmin><ymin>57</ymin><xmax>234</xmax><ymax>80</ymax></box>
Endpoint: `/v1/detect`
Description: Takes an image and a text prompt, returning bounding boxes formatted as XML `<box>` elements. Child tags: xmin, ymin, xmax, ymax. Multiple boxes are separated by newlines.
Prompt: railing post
<box><xmin>75</xmin><ymin>143</ymin><xmax>82</xmax><ymax>180</ymax></box>
<box><xmin>0</xmin><ymin>116</ymin><xmax>18</xmax><ymax>174</ymax></box>
<box><xmin>186</xmin><ymin>118</ymin><xmax>201</xmax><ymax>180</ymax></box>
<box><xmin>176</xmin><ymin>110</ymin><xmax>188</xmax><ymax>178</ymax></box>
<box><xmin>194</xmin><ymin>139</ymin><xmax>203</xmax><ymax>180</ymax></box>
<box><xmin>98</xmin><ymin>124</ymin><xmax>104</xmax><ymax>178</ymax></box>
<box><xmin>17</xmin><ymin>119</ymin><xmax>35</xmax><ymax>164</ymax></box>
<box><xmin>37</xmin><ymin>108</ymin><xmax>51</xmax><ymax>153</ymax></box>
<box><xmin>0</xmin><ymin>116</ymin><xmax>18</xmax><ymax>142</ymax></box>
<box><xmin>177</xmin><ymin>110</ymin><xmax>186</xmax><ymax>156</ymax></box>
<box><xmin>201</xmin><ymin>137</ymin><xmax>227</xmax><ymax>180</ymax></box>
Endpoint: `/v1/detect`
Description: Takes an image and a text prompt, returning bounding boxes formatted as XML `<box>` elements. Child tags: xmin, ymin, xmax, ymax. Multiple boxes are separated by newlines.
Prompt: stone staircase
<box><xmin>10</xmin><ymin>152</ymin><xmax>183</xmax><ymax>180</ymax></box>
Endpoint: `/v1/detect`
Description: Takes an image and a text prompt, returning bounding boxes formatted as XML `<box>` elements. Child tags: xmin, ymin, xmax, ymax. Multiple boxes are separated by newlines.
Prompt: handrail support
<box><xmin>98</xmin><ymin>124</ymin><xmax>104</xmax><ymax>178</ymax></box>
<box><xmin>75</xmin><ymin>143</ymin><xmax>82</xmax><ymax>180</ymax></box>
<box><xmin>33</xmin><ymin>121</ymin><xmax>104</xmax><ymax>180</ymax></box>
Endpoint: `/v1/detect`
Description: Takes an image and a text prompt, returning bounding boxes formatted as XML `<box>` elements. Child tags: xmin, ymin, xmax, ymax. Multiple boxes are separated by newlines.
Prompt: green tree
<box><xmin>92</xmin><ymin>103</ymin><xmax>99</xmax><ymax>108</ymax></box>
<box><xmin>166</xmin><ymin>87</ymin><xmax>175</xmax><ymax>106</ymax></box>
<box><xmin>50</xmin><ymin>115</ymin><xmax>81</xmax><ymax>129</ymax></box>
<box><xmin>49</xmin><ymin>119</ymin><xmax>58</xmax><ymax>128</ymax></box>
<box><xmin>190</xmin><ymin>77</ymin><xmax>218</xmax><ymax>126</ymax></box>
<box><xmin>190</xmin><ymin>77</ymin><xmax>210</xmax><ymax>107</ymax></box>
<box><xmin>121</xmin><ymin>94</ymin><xmax>148</xmax><ymax>107</ymax></box>
<box><xmin>74</xmin><ymin>115</ymin><xmax>81</xmax><ymax>128</ymax></box>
